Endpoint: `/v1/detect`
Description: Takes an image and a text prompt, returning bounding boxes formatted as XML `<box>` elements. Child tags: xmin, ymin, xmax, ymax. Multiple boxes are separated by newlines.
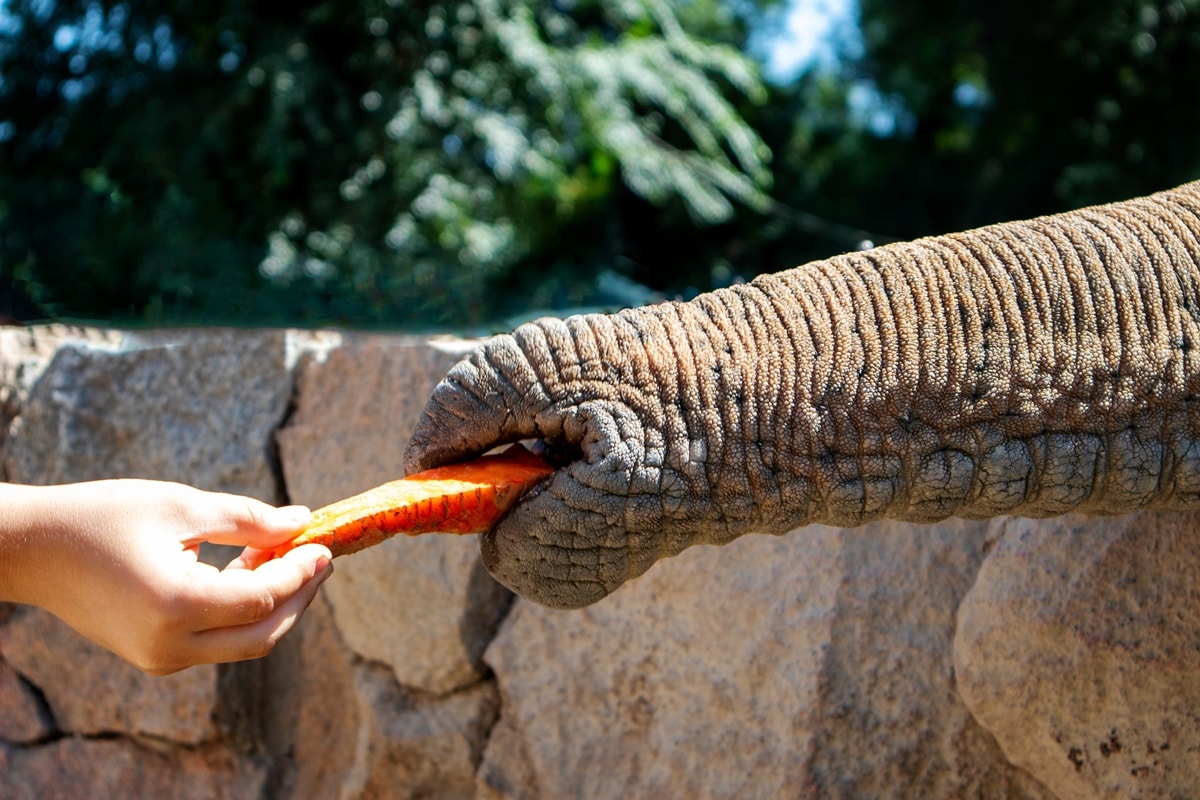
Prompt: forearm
<box><xmin>0</xmin><ymin>482</ymin><xmax>72</xmax><ymax>607</ymax></box>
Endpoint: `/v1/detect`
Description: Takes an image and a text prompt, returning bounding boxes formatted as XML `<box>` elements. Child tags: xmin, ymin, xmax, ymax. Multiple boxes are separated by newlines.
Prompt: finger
<box><xmin>225</xmin><ymin>546</ymin><xmax>273</xmax><ymax>571</ymax></box>
<box><xmin>185</xmin><ymin>493</ymin><xmax>312</xmax><ymax>549</ymax></box>
<box><xmin>480</xmin><ymin>472</ymin><xmax>633</xmax><ymax>610</ymax></box>
<box><xmin>184</xmin><ymin>543</ymin><xmax>331</xmax><ymax>632</ymax></box>
<box><xmin>404</xmin><ymin>325</ymin><xmax>557</xmax><ymax>473</ymax></box>
<box><xmin>188</xmin><ymin>559</ymin><xmax>332</xmax><ymax>665</ymax></box>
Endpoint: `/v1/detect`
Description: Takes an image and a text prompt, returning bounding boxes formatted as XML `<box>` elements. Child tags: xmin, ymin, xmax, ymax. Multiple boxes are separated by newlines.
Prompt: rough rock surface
<box><xmin>808</xmin><ymin>519</ymin><xmax>1055</xmax><ymax>800</ymax></box>
<box><xmin>955</xmin><ymin>511</ymin><xmax>1200</xmax><ymax>800</ymax></box>
<box><xmin>323</xmin><ymin>537</ymin><xmax>512</xmax><ymax>694</ymax></box>
<box><xmin>267</xmin><ymin>594</ymin><xmax>362</xmax><ymax>800</ymax></box>
<box><xmin>345</xmin><ymin>663</ymin><xmax>499</xmax><ymax>800</ymax></box>
<box><xmin>5</xmin><ymin>329</ymin><xmax>298</xmax><ymax>501</ymax></box>
<box><xmin>0</xmin><ymin>606</ymin><xmax>218</xmax><ymax>743</ymax></box>
<box><xmin>0</xmin><ymin>736</ymin><xmax>268</xmax><ymax>799</ymax></box>
<box><xmin>277</xmin><ymin>334</ymin><xmax>476</xmax><ymax>509</ymax></box>
<box><xmin>278</xmin><ymin>336</ymin><xmax>509</xmax><ymax>694</ymax></box>
<box><xmin>0</xmin><ymin>654</ymin><xmax>52</xmax><ymax>744</ymax></box>
<box><xmin>0</xmin><ymin>325</ymin><xmax>121</xmax><ymax>476</ymax></box>
<box><xmin>267</xmin><ymin>591</ymin><xmax>502</xmax><ymax>800</ymax></box>
<box><xmin>480</xmin><ymin>520</ymin><xmax>1052</xmax><ymax>799</ymax></box>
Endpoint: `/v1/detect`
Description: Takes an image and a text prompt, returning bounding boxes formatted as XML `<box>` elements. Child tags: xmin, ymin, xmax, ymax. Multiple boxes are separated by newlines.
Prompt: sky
<box><xmin>758</xmin><ymin>0</ymin><xmax>857</xmax><ymax>82</ymax></box>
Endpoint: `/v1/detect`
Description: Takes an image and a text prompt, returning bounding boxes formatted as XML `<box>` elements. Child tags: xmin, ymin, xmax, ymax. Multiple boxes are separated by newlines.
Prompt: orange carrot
<box><xmin>273</xmin><ymin>443</ymin><xmax>554</xmax><ymax>558</ymax></box>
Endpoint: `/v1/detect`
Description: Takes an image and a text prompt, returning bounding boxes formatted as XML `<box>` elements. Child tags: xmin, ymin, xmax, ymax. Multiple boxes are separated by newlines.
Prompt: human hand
<box><xmin>0</xmin><ymin>480</ymin><xmax>332</xmax><ymax>675</ymax></box>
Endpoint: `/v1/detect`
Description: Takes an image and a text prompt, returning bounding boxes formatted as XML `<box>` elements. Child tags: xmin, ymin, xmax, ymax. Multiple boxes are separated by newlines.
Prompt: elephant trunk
<box><xmin>406</xmin><ymin>181</ymin><xmax>1200</xmax><ymax>608</ymax></box>
<box><xmin>736</xmin><ymin>181</ymin><xmax>1200</xmax><ymax>530</ymax></box>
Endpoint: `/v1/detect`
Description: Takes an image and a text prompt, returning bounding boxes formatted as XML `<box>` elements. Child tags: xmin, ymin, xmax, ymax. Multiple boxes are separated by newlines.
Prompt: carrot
<box><xmin>273</xmin><ymin>443</ymin><xmax>554</xmax><ymax>558</ymax></box>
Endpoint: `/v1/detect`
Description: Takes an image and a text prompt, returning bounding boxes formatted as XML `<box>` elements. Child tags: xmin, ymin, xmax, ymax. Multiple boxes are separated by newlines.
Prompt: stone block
<box><xmin>0</xmin><ymin>736</ymin><xmax>267</xmax><ymax>799</ymax></box>
<box><xmin>0</xmin><ymin>325</ymin><xmax>121</xmax><ymax>478</ymax></box>
<box><xmin>278</xmin><ymin>335</ymin><xmax>508</xmax><ymax>694</ymax></box>
<box><xmin>269</xmin><ymin>594</ymin><xmax>361</xmax><ymax>800</ymax></box>
<box><xmin>0</xmin><ymin>655</ymin><xmax>53</xmax><ymax>744</ymax></box>
<box><xmin>0</xmin><ymin>606</ymin><xmax>218</xmax><ymax>743</ymax></box>
<box><xmin>277</xmin><ymin>333</ymin><xmax>474</xmax><ymax>508</ymax></box>
<box><xmin>5</xmin><ymin>329</ymin><xmax>299</xmax><ymax>501</ymax></box>
<box><xmin>271</xmin><ymin>594</ymin><xmax>499</xmax><ymax>800</ymax></box>
<box><xmin>955</xmin><ymin>511</ymin><xmax>1200</xmax><ymax>800</ymax></box>
<box><xmin>346</xmin><ymin>663</ymin><xmax>499</xmax><ymax>800</ymax></box>
<box><xmin>323</xmin><ymin>536</ymin><xmax>511</xmax><ymax>695</ymax></box>
<box><xmin>479</xmin><ymin>519</ymin><xmax>1052</xmax><ymax>799</ymax></box>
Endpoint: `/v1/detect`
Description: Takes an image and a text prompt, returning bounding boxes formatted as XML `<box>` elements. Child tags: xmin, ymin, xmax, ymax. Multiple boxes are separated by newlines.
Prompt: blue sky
<box><xmin>758</xmin><ymin>0</ymin><xmax>857</xmax><ymax>82</ymax></box>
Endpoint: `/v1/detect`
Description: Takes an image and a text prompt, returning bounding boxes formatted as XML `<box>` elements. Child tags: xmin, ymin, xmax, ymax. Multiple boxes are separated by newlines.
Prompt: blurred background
<box><xmin>2</xmin><ymin>0</ymin><xmax>1199</xmax><ymax>330</ymax></box>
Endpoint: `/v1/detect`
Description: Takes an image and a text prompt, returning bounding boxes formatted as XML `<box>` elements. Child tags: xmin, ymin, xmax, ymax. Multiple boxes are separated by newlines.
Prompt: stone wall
<box><xmin>0</xmin><ymin>325</ymin><xmax>1195</xmax><ymax>799</ymax></box>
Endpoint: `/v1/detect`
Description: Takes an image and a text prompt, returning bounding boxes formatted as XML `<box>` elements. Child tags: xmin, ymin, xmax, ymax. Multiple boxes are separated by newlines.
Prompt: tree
<box><xmin>774</xmin><ymin>0</ymin><xmax>1200</xmax><ymax>247</ymax></box>
<box><xmin>0</xmin><ymin>0</ymin><xmax>770</xmax><ymax>326</ymax></box>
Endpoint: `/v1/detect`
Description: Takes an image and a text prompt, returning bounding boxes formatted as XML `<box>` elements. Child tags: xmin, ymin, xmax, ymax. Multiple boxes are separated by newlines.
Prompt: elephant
<box><xmin>403</xmin><ymin>180</ymin><xmax>1200</xmax><ymax>610</ymax></box>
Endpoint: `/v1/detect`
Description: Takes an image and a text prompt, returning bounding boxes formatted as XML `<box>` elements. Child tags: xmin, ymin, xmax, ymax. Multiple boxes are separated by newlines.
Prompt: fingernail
<box><xmin>278</xmin><ymin>504</ymin><xmax>312</xmax><ymax>528</ymax></box>
<box><xmin>315</xmin><ymin>556</ymin><xmax>334</xmax><ymax>579</ymax></box>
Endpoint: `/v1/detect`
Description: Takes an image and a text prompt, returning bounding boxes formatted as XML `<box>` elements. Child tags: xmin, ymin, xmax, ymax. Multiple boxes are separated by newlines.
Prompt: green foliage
<box><xmin>638</xmin><ymin>0</ymin><xmax>1200</xmax><ymax>289</ymax></box>
<box><xmin>5</xmin><ymin>0</ymin><xmax>1200</xmax><ymax>327</ymax></box>
<box><xmin>781</xmin><ymin>0</ymin><xmax>1200</xmax><ymax>241</ymax></box>
<box><xmin>0</xmin><ymin>0</ymin><xmax>769</xmax><ymax>326</ymax></box>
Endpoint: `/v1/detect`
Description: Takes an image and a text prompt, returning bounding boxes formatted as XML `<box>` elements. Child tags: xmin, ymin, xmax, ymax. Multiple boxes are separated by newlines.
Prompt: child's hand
<box><xmin>0</xmin><ymin>480</ymin><xmax>332</xmax><ymax>675</ymax></box>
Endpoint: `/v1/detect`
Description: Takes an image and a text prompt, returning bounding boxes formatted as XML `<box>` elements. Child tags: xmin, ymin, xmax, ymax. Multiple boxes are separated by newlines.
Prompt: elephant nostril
<box><xmin>524</xmin><ymin>438</ymin><xmax>552</xmax><ymax>460</ymax></box>
<box><xmin>531</xmin><ymin>437</ymin><xmax>584</xmax><ymax>469</ymax></box>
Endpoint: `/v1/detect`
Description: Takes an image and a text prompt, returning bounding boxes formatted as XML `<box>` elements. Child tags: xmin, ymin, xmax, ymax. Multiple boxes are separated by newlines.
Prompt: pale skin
<box><xmin>0</xmin><ymin>479</ymin><xmax>332</xmax><ymax>676</ymax></box>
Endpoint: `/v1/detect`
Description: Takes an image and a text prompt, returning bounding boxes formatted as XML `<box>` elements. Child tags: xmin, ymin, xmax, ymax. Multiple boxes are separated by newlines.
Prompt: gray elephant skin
<box><xmin>405</xmin><ymin>181</ymin><xmax>1200</xmax><ymax>610</ymax></box>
